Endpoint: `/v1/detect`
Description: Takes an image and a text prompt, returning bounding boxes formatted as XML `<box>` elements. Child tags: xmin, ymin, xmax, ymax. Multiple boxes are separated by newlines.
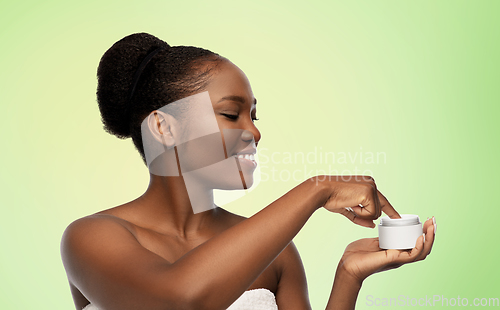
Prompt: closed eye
<box><xmin>221</xmin><ymin>113</ymin><xmax>238</xmax><ymax>120</ymax></box>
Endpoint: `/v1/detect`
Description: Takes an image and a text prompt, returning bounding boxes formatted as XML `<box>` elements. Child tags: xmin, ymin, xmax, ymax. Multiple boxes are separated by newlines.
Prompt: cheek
<box><xmin>221</xmin><ymin>130</ymin><xmax>241</xmax><ymax>156</ymax></box>
<box><xmin>222</xmin><ymin>129</ymin><xmax>255</xmax><ymax>156</ymax></box>
<box><xmin>177</xmin><ymin>132</ymin><xmax>226</xmax><ymax>173</ymax></box>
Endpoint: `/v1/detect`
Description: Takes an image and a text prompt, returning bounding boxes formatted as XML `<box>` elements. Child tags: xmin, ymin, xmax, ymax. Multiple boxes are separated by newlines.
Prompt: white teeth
<box><xmin>236</xmin><ymin>154</ymin><xmax>256</xmax><ymax>161</ymax></box>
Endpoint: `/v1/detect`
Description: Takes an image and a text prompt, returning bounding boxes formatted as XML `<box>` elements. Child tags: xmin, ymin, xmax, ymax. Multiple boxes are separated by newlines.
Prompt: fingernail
<box><xmin>422</xmin><ymin>233</ymin><xmax>426</xmax><ymax>243</ymax></box>
<box><xmin>432</xmin><ymin>216</ymin><xmax>437</xmax><ymax>234</ymax></box>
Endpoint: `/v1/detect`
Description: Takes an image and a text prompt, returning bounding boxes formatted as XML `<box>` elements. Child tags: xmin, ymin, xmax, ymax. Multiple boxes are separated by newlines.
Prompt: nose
<box><xmin>241</xmin><ymin>123</ymin><xmax>261</xmax><ymax>145</ymax></box>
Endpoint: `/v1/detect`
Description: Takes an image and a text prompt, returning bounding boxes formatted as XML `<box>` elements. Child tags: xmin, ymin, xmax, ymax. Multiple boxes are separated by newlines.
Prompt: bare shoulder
<box><xmin>60</xmin><ymin>214</ymin><xmax>138</xmax><ymax>278</ymax></box>
<box><xmin>60</xmin><ymin>213</ymin><xmax>179</xmax><ymax>310</ymax></box>
<box><xmin>61</xmin><ymin>214</ymin><xmax>136</xmax><ymax>245</ymax></box>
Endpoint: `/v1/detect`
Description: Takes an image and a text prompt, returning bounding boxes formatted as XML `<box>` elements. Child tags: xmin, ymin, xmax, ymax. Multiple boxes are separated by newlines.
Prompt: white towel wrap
<box><xmin>81</xmin><ymin>288</ymin><xmax>278</xmax><ymax>310</ymax></box>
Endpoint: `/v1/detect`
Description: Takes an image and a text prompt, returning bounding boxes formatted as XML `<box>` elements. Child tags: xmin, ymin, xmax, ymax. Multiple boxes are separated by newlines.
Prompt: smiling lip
<box><xmin>234</xmin><ymin>151</ymin><xmax>257</xmax><ymax>169</ymax></box>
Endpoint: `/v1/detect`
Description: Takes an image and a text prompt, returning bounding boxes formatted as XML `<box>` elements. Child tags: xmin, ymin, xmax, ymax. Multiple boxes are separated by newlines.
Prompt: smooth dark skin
<box><xmin>61</xmin><ymin>60</ymin><xmax>435</xmax><ymax>310</ymax></box>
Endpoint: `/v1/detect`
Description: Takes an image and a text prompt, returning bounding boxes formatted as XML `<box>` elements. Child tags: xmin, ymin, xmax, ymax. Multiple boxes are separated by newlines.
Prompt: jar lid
<box><xmin>380</xmin><ymin>214</ymin><xmax>420</xmax><ymax>227</ymax></box>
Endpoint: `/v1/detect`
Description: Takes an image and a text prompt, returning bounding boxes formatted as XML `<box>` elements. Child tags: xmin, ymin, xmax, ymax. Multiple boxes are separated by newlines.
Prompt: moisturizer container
<box><xmin>378</xmin><ymin>214</ymin><xmax>422</xmax><ymax>250</ymax></box>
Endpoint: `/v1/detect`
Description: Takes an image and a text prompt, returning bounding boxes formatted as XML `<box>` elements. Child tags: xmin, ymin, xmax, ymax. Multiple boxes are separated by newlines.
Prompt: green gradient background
<box><xmin>1</xmin><ymin>0</ymin><xmax>498</xmax><ymax>309</ymax></box>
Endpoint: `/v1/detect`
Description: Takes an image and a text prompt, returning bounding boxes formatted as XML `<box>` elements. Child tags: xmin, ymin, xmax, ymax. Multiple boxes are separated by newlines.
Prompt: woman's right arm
<box><xmin>61</xmin><ymin>175</ymin><xmax>397</xmax><ymax>310</ymax></box>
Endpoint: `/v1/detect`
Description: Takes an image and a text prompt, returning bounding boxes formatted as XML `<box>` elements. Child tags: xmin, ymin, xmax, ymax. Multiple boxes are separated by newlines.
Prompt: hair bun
<box><xmin>97</xmin><ymin>33</ymin><xmax>170</xmax><ymax>138</ymax></box>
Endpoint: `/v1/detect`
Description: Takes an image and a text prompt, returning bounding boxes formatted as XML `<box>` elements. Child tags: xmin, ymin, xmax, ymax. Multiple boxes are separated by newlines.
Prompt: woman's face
<box><xmin>178</xmin><ymin>60</ymin><xmax>261</xmax><ymax>190</ymax></box>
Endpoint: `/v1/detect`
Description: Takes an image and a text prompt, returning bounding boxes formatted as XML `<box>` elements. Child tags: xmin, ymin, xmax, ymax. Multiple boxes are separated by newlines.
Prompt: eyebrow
<box><xmin>217</xmin><ymin>95</ymin><xmax>257</xmax><ymax>106</ymax></box>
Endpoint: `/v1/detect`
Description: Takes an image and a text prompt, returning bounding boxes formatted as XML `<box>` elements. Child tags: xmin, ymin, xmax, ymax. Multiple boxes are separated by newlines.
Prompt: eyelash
<box><xmin>221</xmin><ymin>113</ymin><xmax>238</xmax><ymax>120</ymax></box>
<box><xmin>221</xmin><ymin>113</ymin><xmax>259</xmax><ymax>122</ymax></box>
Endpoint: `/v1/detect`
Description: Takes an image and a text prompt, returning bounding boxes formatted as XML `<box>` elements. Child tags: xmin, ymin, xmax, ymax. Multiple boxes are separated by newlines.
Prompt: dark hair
<box><xmin>96</xmin><ymin>32</ymin><xmax>224</xmax><ymax>164</ymax></box>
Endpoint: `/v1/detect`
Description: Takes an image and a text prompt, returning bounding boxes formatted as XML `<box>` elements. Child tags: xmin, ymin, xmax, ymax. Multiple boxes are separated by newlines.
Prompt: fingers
<box><xmin>351</xmin><ymin>183</ymin><xmax>382</xmax><ymax>220</ymax></box>
<box><xmin>385</xmin><ymin>234</ymin><xmax>425</xmax><ymax>265</ymax></box>
<box><xmin>377</xmin><ymin>190</ymin><xmax>400</xmax><ymax>219</ymax></box>
<box><xmin>429</xmin><ymin>217</ymin><xmax>436</xmax><ymax>255</ymax></box>
<box><xmin>417</xmin><ymin>218</ymin><xmax>436</xmax><ymax>260</ymax></box>
<box><xmin>393</xmin><ymin>223</ymin><xmax>436</xmax><ymax>265</ymax></box>
<box><xmin>408</xmin><ymin>234</ymin><xmax>425</xmax><ymax>259</ymax></box>
<box><xmin>348</xmin><ymin>176</ymin><xmax>399</xmax><ymax>220</ymax></box>
<box><xmin>341</xmin><ymin>207</ymin><xmax>376</xmax><ymax>228</ymax></box>
<box><xmin>353</xmin><ymin>217</ymin><xmax>376</xmax><ymax>228</ymax></box>
<box><xmin>423</xmin><ymin>217</ymin><xmax>432</xmax><ymax>232</ymax></box>
<box><xmin>330</xmin><ymin>175</ymin><xmax>380</xmax><ymax>219</ymax></box>
<box><xmin>379</xmin><ymin>217</ymin><xmax>436</xmax><ymax>267</ymax></box>
<box><xmin>325</xmin><ymin>175</ymin><xmax>402</xmax><ymax>223</ymax></box>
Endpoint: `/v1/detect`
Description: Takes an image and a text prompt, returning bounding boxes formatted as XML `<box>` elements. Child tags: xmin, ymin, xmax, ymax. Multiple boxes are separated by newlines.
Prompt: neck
<box><xmin>134</xmin><ymin>173</ymin><xmax>219</xmax><ymax>239</ymax></box>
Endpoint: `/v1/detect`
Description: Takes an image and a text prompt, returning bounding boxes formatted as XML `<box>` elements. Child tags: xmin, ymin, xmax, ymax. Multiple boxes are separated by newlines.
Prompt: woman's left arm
<box><xmin>276</xmin><ymin>218</ymin><xmax>435</xmax><ymax>310</ymax></box>
<box><xmin>326</xmin><ymin>217</ymin><xmax>436</xmax><ymax>310</ymax></box>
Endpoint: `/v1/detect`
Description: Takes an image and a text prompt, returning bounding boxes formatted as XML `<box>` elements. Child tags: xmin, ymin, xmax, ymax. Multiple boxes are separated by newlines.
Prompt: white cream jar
<box><xmin>378</xmin><ymin>214</ymin><xmax>423</xmax><ymax>250</ymax></box>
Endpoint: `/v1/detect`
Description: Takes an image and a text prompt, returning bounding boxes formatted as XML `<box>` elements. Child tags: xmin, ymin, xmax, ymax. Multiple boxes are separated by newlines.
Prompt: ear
<box><xmin>146</xmin><ymin>110</ymin><xmax>177</xmax><ymax>148</ymax></box>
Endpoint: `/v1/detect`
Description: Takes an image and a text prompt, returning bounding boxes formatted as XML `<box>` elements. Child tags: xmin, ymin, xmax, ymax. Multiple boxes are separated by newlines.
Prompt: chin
<box><xmin>241</xmin><ymin>172</ymin><xmax>255</xmax><ymax>189</ymax></box>
<box><xmin>182</xmin><ymin>155</ymin><xmax>258</xmax><ymax>191</ymax></box>
<box><xmin>214</xmin><ymin>175</ymin><xmax>254</xmax><ymax>190</ymax></box>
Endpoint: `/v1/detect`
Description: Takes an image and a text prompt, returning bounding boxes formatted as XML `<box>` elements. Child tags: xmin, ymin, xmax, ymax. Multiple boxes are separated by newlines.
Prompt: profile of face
<box><xmin>202</xmin><ymin>60</ymin><xmax>261</xmax><ymax>188</ymax></box>
<box><xmin>141</xmin><ymin>60</ymin><xmax>261</xmax><ymax>203</ymax></box>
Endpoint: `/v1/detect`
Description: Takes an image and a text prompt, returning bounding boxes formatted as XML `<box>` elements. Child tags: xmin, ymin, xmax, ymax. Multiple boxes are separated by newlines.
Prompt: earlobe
<box><xmin>147</xmin><ymin>111</ymin><xmax>176</xmax><ymax>148</ymax></box>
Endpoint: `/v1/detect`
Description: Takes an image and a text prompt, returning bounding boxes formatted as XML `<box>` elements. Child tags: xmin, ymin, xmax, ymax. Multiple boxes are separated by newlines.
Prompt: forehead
<box><xmin>205</xmin><ymin>61</ymin><xmax>254</xmax><ymax>103</ymax></box>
